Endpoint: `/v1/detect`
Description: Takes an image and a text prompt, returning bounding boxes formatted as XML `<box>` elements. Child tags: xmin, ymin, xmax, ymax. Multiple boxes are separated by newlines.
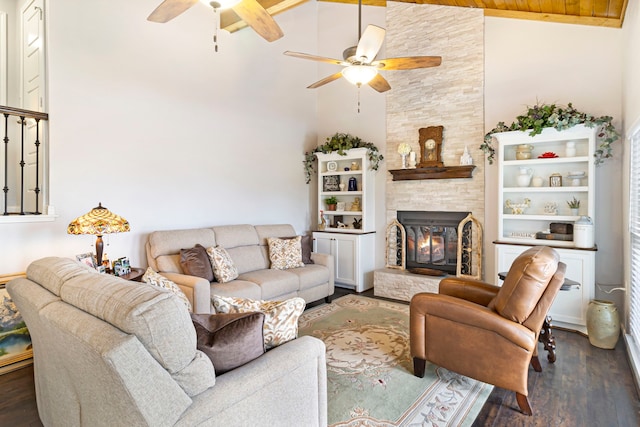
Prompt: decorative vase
<box><xmin>571</xmin><ymin>208</ymin><xmax>579</xmax><ymax>216</ymax></box>
<box><xmin>586</xmin><ymin>300</ymin><xmax>620</xmax><ymax>349</ymax></box>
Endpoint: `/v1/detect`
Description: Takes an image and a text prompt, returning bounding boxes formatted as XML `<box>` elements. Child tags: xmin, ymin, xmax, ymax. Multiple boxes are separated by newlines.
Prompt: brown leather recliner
<box><xmin>410</xmin><ymin>246</ymin><xmax>566</xmax><ymax>416</ymax></box>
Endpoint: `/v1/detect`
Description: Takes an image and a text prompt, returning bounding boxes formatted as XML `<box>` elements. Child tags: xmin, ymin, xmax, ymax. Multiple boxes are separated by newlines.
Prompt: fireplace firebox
<box><xmin>397</xmin><ymin>211</ymin><xmax>471</xmax><ymax>275</ymax></box>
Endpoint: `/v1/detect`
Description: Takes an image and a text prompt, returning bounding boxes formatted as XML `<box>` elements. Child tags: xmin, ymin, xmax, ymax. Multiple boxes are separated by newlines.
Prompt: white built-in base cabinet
<box><xmin>313</xmin><ymin>231</ymin><xmax>375</xmax><ymax>292</ymax></box>
<box><xmin>496</xmin><ymin>244</ymin><xmax>595</xmax><ymax>334</ymax></box>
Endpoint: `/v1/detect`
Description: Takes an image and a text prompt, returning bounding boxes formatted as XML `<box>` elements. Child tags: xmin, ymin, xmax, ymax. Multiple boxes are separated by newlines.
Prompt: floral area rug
<box><xmin>298</xmin><ymin>294</ymin><xmax>493</xmax><ymax>427</ymax></box>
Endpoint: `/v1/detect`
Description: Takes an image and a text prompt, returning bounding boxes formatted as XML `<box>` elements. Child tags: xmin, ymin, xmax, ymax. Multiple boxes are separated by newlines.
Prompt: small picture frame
<box><xmin>113</xmin><ymin>257</ymin><xmax>131</xmax><ymax>277</ymax></box>
<box><xmin>323</xmin><ymin>175</ymin><xmax>340</xmax><ymax>192</ymax></box>
<box><xmin>76</xmin><ymin>253</ymin><xmax>95</xmax><ymax>268</ymax></box>
<box><xmin>327</xmin><ymin>161</ymin><xmax>338</xmax><ymax>172</ymax></box>
<box><xmin>549</xmin><ymin>174</ymin><xmax>563</xmax><ymax>187</ymax></box>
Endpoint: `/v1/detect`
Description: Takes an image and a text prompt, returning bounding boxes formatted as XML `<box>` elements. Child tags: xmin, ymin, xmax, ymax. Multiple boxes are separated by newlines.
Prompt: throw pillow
<box><xmin>212</xmin><ymin>296</ymin><xmax>305</xmax><ymax>349</ymax></box>
<box><xmin>191</xmin><ymin>312</ymin><xmax>265</xmax><ymax>375</ymax></box>
<box><xmin>206</xmin><ymin>246</ymin><xmax>239</xmax><ymax>283</ymax></box>
<box><xmin>300</xmin><ymin>234</ymin><xmax>314</xmax><ymax>264</ymax></box>
<box><xmin>281</xmin><ymin>235</ymin><xmax>314</xmax><ymax>264</ymax></box>
<box><xmin>142</xmin><ymin>267</ymin><xmax>192</xmax><ymax>312</ymax></box>
<box><xmin>180</xmin><ymin>244</ymin><xmax>215</xmax><ymax>282</ymax></box>
<box><xmin>267</xmin><ymin>236</ymin><xmax>305</xmax><ymax>270</ymax></box>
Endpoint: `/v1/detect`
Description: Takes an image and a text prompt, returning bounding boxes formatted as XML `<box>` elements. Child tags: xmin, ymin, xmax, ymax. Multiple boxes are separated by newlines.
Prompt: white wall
<box><xmin>623</xmin><ymin>0</ymin><xmax>640</xmax><ymax>134</ymax></box>
<box><xmin>1</xmin><ymin>0</ymin><xmax>319</xmax><ymax>272</ymax></box>
<box><xmin>484</xmin><ymin>17</ymin><xmax>624</xmax><ymax>302</ymax></box>
<box><xmin>622</xmin><ymin>0</ymin><xmax>640</xmax><ymax>324</ymax></box>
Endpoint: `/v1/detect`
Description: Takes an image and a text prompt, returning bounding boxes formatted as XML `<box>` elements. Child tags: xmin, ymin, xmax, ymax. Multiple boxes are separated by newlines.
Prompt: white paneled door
<box><xmin>21</xmin><ymin>0</ymin><xmax>45</xmax><ymax>213</ymax></box>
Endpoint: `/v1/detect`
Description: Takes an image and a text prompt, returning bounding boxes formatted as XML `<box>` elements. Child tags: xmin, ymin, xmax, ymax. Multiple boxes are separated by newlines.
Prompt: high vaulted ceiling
<box><xmin>221</xmin><ymin>0</ymin><xmax>629</xmax><ymax>33</ymax></box>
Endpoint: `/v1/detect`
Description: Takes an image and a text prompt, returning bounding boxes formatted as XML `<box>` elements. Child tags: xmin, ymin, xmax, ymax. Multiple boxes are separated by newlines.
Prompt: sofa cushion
<box><xmin>142</xmin><ymin>268</ymin><xmax>192</xmax><ymax>312</ymax></box>
<box><xmin>212</xmin><ymin>296</ymin><xmax>305</xmax><ymax>349</ymax></box>
<box><xmin>490</xmin><ymin>246</ymin><xmax>559</xmax><ymax>323</ymax></box>
<box><xmin>211</xmin><ymin>280</ymin><xmax>262</xmax><ymax>301</ymax></box>
<box><xmin>267</xmin><ymin>236</ymin><xmax>305</xmax><ymax>270</ymax></box>
<box><xmin>191</xmin><ymin>312</ymin><xmax>265</xmax><ymax>375</ymax></box>
<box><xmin>207</xmin><ymin>246</ymin><xmax>239</xmax><ymax>283</ymax></box>
<box><xmin>237</xmin><ymin>269</ymin><xmax>299</xmax><ymax>300</ymax></box>
<box><xmin>285</xmin><ymin>264</ymin><xmax>329</xmax><ymax>291</ymax></box>
<box><xmin>147</xmin><ymin>228</ymin><xmax>217</xmax><ymax>262</ymax></box>
<box><xmin>180</xmin><ymin>244</ymin><xmax>215</xmax><ymax>282</ymax></box>
<box><xmin>26</xmin><ymin>256</ymin><xmax>97</xmax><ymax>296</ymax></box>
<box><xmin>226</xmin><ymin>245</ymin><xmax>269</xmax><ymax>274</ymax></box>
<box><xmin>212</xmin><ymin>224</ymin><xmax>260</xmax><ymax>248</ymax></box>
<box><xmin>254</xmin><ymin>224</ymin><xmax>297</xmax><ymax>245</ymax></box>
<box><xmin>59</xmin><ymin>270</ymin><xmax>215</xmax><ymax>396</ymax></box>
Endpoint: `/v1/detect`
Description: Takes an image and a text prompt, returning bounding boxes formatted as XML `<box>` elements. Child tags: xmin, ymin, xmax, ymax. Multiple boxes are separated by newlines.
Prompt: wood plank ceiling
<box><xmin>221</xmin><ymin>0</ymin><xmax>628</xmax><ymax>33</ymax></box>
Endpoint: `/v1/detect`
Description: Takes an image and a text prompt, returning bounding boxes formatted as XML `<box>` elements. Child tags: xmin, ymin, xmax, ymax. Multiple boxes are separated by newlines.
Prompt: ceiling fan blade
<box><xmin>368</xmin><ymin>73</ymin><xmax>391</xmax><ymax>93</ymax></box>
<box><xmin>232</xmin><ymin>0</ymin><xmax>283</xmax><ymax>42</ymax></box>
<box><xmin>374</xmin><ymin>56</ymin><xmax>442</xmax><ymax>70</ymax></box>
<box><xmin>308</xmin><ymin>72</ymin><xmax>344</xmax><ymax>89</ymax></box>
<box><xmin>147</xmin><ymin>0</ymin><xmax>198</xmax><ymax>23</ymax></box>
<box><xmin>355</xmin><ymin>25</ymin><xmax>386</xmax><ymax>63</ymax></box>
<box><xmin>283</xmin><ymin>51</ymin><xmax>345</xmax><ymax>66</ymax></box>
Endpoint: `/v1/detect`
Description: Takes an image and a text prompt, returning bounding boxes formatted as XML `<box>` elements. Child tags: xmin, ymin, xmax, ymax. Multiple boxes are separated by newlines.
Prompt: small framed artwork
<box><xmin>323</xmin><ymin>175</ymin><xmax>340</xmax><ymax>192</ymax></box>
<box><xmin>113</xmin><ymin>257</ymin><xmax>131</xmax><ymax>277</ymax></box>
<box><xmin>76</xmin><ymin>252</ymin><xmax>95</xmax><ymax>268</ymax></box>
<box><xmin>327</xmin><ymin>161</ymin><xmax>338</xmax><ymax>172</ymax></box>
<box><xmin>549</xmin><ymin>173</ymin><xmax>563</xmax><ymax>187</ymax></box>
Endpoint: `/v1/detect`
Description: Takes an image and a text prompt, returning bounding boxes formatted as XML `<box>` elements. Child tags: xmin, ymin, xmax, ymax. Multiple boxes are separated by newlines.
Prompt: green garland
<box><xmin>481</xmin><ymin>102</ymin><xmax>620</xmax><ymax>165</ymax></box>
<box><xmin>303</xmin><ymin>132</ymin><xmax>384</xmax><ymax>184</ymax></box>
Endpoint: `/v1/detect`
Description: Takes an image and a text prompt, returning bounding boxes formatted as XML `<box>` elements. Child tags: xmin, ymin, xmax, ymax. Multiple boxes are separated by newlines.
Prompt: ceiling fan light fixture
<box><xmin>342</xmin><ymin>65</ymin><xmax>378</xmax><ymax>86</ymax></box>
<box><xmin>201</xmin><ymin>0</ymin><xmax>242</xmax><ymax>10</ymax></box>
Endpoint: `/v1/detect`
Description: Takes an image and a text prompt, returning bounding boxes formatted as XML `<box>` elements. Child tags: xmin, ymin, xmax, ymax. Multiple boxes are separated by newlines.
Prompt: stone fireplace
<box><xmin>373</xmin><ymin>4</ymin><xmax>485</xmax><ymax>302</ymax></box>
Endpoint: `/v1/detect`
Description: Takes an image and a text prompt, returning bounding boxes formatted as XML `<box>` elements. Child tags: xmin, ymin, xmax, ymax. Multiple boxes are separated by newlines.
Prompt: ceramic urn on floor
<box><xmin>586</xmin><ymin>300</ymin><xmax>620</xmax><ymax>349</ymax></box>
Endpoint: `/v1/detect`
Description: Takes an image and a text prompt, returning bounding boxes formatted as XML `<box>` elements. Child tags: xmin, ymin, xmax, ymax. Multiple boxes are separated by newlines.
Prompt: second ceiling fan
<box><xmin>147</xmin><ymin>0</ymin><xmax>284</xmax><ymax>43</ymax></box>
<box><xmin>284</xmin><ymin>1</ymin><xmax>442</xmax><ymax>92</ymax></box>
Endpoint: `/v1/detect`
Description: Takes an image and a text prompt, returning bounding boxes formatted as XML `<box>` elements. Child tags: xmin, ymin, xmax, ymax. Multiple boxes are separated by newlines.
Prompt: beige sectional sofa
<box><xmin>146</xmin><ymin>224</ymin><xmax>334</xmax><ymax>313</ymax></box>
<box><xmin>8</xmin><ymin>257</ymin><xmax>328</xmax><ymax>427</ymax></box>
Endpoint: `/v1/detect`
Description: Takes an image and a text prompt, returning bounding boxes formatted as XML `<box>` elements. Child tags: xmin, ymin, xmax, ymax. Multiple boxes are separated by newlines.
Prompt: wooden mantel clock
<box><xmin>418</xmin><ymin>126</ymin><xmax>444</xmax><ymax>168</ymax></box>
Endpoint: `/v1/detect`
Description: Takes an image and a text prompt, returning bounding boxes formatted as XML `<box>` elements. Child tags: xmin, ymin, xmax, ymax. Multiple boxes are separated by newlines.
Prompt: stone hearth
<box><xmin>373</xmin><ymin>268</ymin><xmax>442</xmax><ymax>302</ymax></box>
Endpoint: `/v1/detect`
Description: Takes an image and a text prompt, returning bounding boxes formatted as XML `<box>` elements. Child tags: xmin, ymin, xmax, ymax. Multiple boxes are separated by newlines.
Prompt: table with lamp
<box><xmin>67</xmin><ymin>203</ymin><xmax>143</xmax><ymax>281</ymax></box>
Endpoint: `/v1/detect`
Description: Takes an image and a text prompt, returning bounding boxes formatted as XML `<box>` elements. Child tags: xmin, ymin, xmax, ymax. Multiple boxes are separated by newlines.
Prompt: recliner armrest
<box><xmin>410</xmin><ymin>293</ymin><xmax>536</xmax><ymax>350</ymax></box>
<box><xmin>439</xmin><ymin>277</ymin><xmax>500</xmax><ymax>307</ymax></box>
<box><xmin>159</xmin><ymin>272</ymin><xmax>212</xmax><ymax>314</ymax></box>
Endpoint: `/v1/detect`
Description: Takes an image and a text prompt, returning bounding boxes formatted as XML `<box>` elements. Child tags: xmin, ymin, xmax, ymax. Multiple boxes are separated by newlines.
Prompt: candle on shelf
<box><xmin>408</xmin><ymin>151</ymin><xmax>417</xmax><ymax>168</ymax></box>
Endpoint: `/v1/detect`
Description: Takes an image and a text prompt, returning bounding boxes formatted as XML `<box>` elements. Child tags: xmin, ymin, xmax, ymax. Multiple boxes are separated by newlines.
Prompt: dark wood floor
<box><xmin>1</xmin><ymin>288</ymin><xmax>639</xmax><ymax>426</ymax></box>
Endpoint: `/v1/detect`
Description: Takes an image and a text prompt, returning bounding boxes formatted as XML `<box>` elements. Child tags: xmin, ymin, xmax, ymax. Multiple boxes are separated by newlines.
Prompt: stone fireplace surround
<box><xmin>374</xmin><ymin>4</ymin><xmax>485</xmax><ymax>302</ymax></box>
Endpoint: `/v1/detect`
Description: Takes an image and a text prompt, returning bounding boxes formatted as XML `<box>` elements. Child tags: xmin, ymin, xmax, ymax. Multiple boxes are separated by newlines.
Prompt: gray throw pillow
<box><xmin>191</xmin><ymin>312</ymin><xmax>265</xmax><ymax>375</ymax></box>
<box><xmin>180</xmin><ymin>244</ymin><xmax>215</xmax><ymax>282</ymax></box>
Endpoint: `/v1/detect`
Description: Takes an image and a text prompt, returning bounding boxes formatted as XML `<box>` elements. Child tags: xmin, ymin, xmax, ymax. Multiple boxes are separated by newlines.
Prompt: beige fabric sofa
<box><xmin>146</xmin><ymin>224</ymin><xmax>334</xmax><ymax>313</ymax></box>
<box><xmin>8</xmin><ymin>257</ymin><xmax>328</xmax><ymax>427</ymax></box>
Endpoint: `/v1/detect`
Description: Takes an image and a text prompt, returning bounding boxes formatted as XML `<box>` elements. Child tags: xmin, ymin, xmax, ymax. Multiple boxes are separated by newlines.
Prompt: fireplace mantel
<box><xmin>388</xmin><ymin>165</ymin><xmax>476</xmax><ymax>181</ymax></box>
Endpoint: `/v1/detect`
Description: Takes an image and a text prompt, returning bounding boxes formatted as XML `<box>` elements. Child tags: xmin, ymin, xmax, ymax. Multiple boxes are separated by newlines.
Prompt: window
<box><xmin>628</xmin><ymin>123</ymin><xmax>640</xmax><ymax>383</ymax></box>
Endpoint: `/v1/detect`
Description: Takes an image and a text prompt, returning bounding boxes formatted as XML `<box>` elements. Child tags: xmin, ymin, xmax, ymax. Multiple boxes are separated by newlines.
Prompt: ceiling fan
<box><xmin>283</xmin><ymin>0</ymin><xmax>441</xmax><ymax>93</ymax></box>
<box><xmin>147</xmin><ymin>0</ymin><xmax>283</xmax><ymax>43</ymax></box>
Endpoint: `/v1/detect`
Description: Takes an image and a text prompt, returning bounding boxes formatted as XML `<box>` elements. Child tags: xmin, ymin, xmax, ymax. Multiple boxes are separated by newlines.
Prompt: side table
<box><xmin>119</xmin><ymin>267</ymin><xmax>145</xmax><ymax>282</ymax></box>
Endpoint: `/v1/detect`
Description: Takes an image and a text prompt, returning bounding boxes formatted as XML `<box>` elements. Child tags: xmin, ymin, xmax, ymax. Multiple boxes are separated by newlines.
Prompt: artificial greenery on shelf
<box><xmin>567</xmin><ymin>196</ymin><xmax>581</xmax><ymax>209</ymax></box>
<box><xmin>303</xmin><ymin>132</ymin><xmax>384</xmax><ymax>184</ymax></box>
<box><xmin>481</xmin><ymin>102</ymin><xmax>620</xmax><ymax>165</ymax></box>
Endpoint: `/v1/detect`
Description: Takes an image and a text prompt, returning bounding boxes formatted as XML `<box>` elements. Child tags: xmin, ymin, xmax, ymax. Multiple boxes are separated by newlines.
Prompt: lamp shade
<box><xmin>342</xmin><ymin>65</ymin><xmax>378</xmax><ymax>86</ymax></box>
<box><xmin>67</xmin><ymin>203</ymin><xmax>130</xmax><ymax>236</ymax></box>
<box><xmin>68</xmin><ymin>203</ymin><xmax>130</xmax><ymax>267</ymax></box>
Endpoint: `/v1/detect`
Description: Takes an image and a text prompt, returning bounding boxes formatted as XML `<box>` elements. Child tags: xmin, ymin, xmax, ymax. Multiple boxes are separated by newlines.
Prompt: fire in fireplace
<box><xmin>397</xmin><ymin>211</ymin><xmax>471</xmax><ymax>275</ymax></box>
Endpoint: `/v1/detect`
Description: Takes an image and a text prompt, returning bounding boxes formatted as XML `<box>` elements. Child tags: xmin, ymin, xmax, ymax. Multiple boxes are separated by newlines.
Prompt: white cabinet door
<box><xmin>334</xmin><ymin>235</ymin><xmax>357</xmax><ymax>286</ymax></box>
<box><xmin>496</xmin><ymin>244</ymin><xmax>594</xmax><ymax>334</ymax></box>
<box><xmin>313</xmin><ymin>232</ymin><xmax>375</xmax><ymax>292</ymax></box>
